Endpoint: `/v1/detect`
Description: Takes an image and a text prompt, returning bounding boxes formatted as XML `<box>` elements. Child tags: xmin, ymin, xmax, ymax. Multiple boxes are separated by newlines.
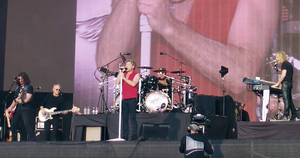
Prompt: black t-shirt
<box><xmin>281</xmin><ymin>60</ymin><xmax>293</xmax><ymax>82</ymax></box>
<box><xmin>157</xmin><ymin>77</ymin><xmax>172</xmax><ymax>97</ymax></box>
<box><xmin>179</xmin><ymin>133</ymin><xmax>213</xmax><ymax>158</ymax></box>
<box><xmin>14</xmin><ymin>84</ymin><xmax>33</xmax><ymax>109</ymax></box>
<box><xmin>40</xmin><ymin>94</ymin><xmax>65</xmax><ymax>111</ymax></box>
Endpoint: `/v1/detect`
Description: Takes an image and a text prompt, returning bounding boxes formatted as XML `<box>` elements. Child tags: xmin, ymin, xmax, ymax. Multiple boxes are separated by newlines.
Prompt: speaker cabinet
<box><xmin>140</xmin><ymin>123</ymin><xmax>170</xmax><ymax>140</ymax></box>
<box><xmin>85</xmin><ymin>127</ymin><xmax>102</xmax><ymax>141</ymax></box>
<box><xmin>195</xmin><ymin>95</ymin><xmax>216</xmax><ymax>115</ymax></box>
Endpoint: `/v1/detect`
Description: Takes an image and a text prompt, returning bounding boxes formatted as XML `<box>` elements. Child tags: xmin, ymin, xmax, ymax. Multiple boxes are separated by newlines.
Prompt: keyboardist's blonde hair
<box><xmin>275</xmin><ymin>51</ymin><xmax>288</xmax><ymax>63</ymax></box>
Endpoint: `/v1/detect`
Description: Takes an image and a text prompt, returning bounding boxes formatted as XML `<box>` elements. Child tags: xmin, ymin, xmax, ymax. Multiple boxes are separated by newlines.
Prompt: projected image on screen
<box><xmin>75</xmin><ymin>0</ymin><xmax>300</xmax><ymax>121</ymax></box>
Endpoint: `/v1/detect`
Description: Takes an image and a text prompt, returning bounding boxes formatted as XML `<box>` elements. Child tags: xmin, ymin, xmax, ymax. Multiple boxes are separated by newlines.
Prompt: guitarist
<box><xmin>6</xmin><ymin>72</ymin><xmax>35</xmax><ymax>141</ymax></box>
<box><xmin>39</xmin><ymin>84</ymin><xmax>67</xmax><ymax>141</ymax></box>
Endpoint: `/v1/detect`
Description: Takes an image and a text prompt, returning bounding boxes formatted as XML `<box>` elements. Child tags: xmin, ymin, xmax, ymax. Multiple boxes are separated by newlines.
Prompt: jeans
<box><xmin>11</xmin><ymin>108</ymin><xmax>35</xmax><ymax>141</ymax></box>
<box><xmin>121</xmin><ymin>98</ymin><xmax>138</xmax><ymax>140</ymax></box>
<box><xmin>282</xmin><ymin>81</ymin><xmax>298</xmax><ymax>118</ymax></box>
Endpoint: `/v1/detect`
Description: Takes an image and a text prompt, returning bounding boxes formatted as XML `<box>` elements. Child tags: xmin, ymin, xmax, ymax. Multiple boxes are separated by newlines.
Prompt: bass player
<box><xmin>39</xmin><ymin>83</ymin><xmax>67</xmax><ymax>141</ymax></box>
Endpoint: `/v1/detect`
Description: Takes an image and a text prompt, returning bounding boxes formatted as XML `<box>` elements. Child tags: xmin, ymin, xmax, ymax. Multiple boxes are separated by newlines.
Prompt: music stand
<box><xmin>219</xmin><ymin>66</ymin><xmax>228</xmax><ymax>116</ymax></box>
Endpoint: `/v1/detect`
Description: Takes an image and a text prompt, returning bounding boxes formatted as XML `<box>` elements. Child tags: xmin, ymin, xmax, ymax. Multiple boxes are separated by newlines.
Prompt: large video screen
<box><xmin>74</xmin><ymin>0</ymin><xmax>300</xmax><ymax>121</ymax></box>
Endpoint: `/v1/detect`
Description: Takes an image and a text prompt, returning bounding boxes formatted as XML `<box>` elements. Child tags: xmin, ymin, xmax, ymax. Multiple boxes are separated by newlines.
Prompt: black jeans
<box><xmin>44</xmin><ymin>116</ymin><xmax>60</xmax><ymax>141</ymax></box>
<box><xmin>121</xmin><ymin>98</ymin><xmax>137</xmax><ymax>140</ymax></box>
<box><xmin>282</xmin><ymin>81</ymin><xmax>297</xmax><ymax>118</ymax></box>
<box><xmin>11</xmin><ymin>108</ymin><xmax>35</xmax><ymax>141</ymax></box>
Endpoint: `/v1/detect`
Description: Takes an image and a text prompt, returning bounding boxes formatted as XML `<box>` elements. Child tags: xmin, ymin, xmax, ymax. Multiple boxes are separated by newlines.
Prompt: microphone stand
<box><xmin>107</xmin><ymin>77</ymin><xmax>125</xmax><ymax>142</ymax></box>
<box><xmin>2</xmin><ymin>79</ymin><xmax>17</xmax><ymax>141</ymax></box>
<box><xmin>221</xmin><ymin>76</ymin><xmax>226</xmax><ymax>116</ymax></box>
<box><xmin>162</xmin><ymin>54</ymin><xmax>186</xmax><ymax>108</ymax></box>
<box><xmin>98</xmin><ymin>56</ymin><xmax>122</xmax><ymax>113</ymax></box>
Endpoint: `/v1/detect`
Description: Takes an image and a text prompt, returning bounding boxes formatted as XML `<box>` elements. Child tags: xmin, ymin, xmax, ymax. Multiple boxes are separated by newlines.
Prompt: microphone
<box><xmin>36</xmin><ymin>86</ymin><xmax>41</xmax><ymax>90</ymax></box>
<box><xmin>120</xmin><ymin>53</ymin><xmax>126</xmax><ymax>62</ymax></box>
<box><xmin>160</xmin><ymin>52</ymin><xmax>168</xmax><ymax>55</ymax></box>
<box><xmin>121</xmin><ymin>53</ymin><xmax>131</xmax><ymax>55</ymax></box>
<box><xmin>13</xmin><ymin>76</ymin><xmax>19</xmax><ymax>81</ymax></box>
<box><xmin>120</xmin><ymin>67</ymin><xmax>127</xmax><ymax>72</ymax></box>
<box><xmin>267</xmin><ymin>60</ymin><xmax>277</xmax><ymax>65</ymax></box>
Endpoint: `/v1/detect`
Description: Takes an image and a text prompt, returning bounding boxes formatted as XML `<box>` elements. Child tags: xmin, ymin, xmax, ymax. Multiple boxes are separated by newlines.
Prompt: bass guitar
<box><xmin>38</xmin><ymin>106</ymin><xmax>80</xmax><ymax>122</ymax></box>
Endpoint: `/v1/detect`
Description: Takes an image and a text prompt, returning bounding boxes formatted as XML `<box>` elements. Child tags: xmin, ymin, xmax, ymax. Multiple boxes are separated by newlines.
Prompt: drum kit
<box><xmin>112</xmin><ymin>66</ymin><xmax>197</xmax><ymax>114</ymax></box>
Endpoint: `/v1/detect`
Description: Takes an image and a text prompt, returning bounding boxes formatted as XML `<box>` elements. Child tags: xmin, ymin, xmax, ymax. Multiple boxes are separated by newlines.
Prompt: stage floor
<box><xmin>1</xmin><ymin>120</ymin><xmax>300</xmax><ymax>157</ymax></box>
<box><xmin>237</xmin><ymin>121</ymin><xmax>300</xmax><ymax>139</ymax></box>
<box><xmin>1</xmin><ymin>139</ymin><xmax>300</xmax><ymax>158</ymax></box>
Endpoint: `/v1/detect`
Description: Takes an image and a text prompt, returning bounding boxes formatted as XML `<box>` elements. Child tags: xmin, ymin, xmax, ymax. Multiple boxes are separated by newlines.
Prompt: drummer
<box><xmin>154</xmin><ymin>68</ymin><xmax>172</xmax><ymax>98</ymax></box>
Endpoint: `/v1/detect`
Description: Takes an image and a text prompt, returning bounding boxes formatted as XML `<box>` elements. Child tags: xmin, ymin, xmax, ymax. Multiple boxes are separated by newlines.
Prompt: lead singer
<box><xmin>116</xmin><ymin>59</ymin><xmax>140</xmax><ymax>140</ymax></box>
<box><xmin>272</xmin><ymin>51</ymin><xmax>299</xmax><ymax>121</ymax></box>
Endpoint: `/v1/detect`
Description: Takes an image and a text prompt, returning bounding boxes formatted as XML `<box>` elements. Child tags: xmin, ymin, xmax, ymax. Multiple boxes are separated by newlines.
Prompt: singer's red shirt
<box><xmin>122</xmin><ymin>71</ymin><xmax>138</xmax><ymax>100</ymax></box>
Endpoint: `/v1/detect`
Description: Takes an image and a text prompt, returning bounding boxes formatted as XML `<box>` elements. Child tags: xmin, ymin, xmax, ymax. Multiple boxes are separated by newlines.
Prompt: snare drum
<box><xmin>144</xmin><ymin>91</ymin><xmax>171</xmax><ymax>113</ymax></box>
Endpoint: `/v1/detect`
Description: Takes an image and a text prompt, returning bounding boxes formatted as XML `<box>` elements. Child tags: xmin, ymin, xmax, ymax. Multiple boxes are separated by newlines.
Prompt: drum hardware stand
<box><xmin>108</xmin><ymin>77</ymin><xmax>125</xmax><ymax>142</ymax></box>
<box><xmin>272</xmin><ymin>94</ymin><xmax>283</xmax><ymax>120</ymax></box>
<box><xmin>111</xmin><ymin>78</ymin><xmax>119</xmax><ymax>113</ymax></box>
<box><xmin>161</xmin><ymin>52</ymin><xmax>186</xmax><ymax>107</ymax></box>
<box><xmin>164</xmin><ymin>75</ymin><xmax>176</xmax><ymax>110</ymax></box>
<box><xmin>219</xmin><ymin>66</ymin><xmax>228</xmax><ymax>116</ymax></box>
<box><xmin>137</xmin><ymin>78</ymin><xmax>143</xmax><ymax>112</ymax></box>
<box><xmin>97</xmin><ymin>54</ymin><xmax>124</xmax><ymax>113</ymax></box>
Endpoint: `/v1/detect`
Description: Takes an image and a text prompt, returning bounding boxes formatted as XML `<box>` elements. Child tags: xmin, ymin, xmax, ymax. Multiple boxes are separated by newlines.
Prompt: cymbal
<box><xmin>170</xmin><ymin>71</ymin><xmax>185</xmax><ymax>74</ymax></box>
<box><xmin>137</xmin><ymin>66</ymin><xmax>153</xmax><ymax>69</ymax></box>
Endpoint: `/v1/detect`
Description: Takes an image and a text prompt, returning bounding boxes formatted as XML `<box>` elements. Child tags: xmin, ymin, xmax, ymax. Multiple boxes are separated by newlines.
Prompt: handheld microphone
<box><xmin>267</xmin><ymin>60</ymin><xmax>277</xmax><ymax>65</ymax></box>
<box><xmin>160</xmin><ymin>52</ymin><xmax>168</xmax><ymax>55</ymax></box>
<box><xmin>122</xmin><ymin>53</ymin><xmax>131</xmax><ymax>55</ymax></box>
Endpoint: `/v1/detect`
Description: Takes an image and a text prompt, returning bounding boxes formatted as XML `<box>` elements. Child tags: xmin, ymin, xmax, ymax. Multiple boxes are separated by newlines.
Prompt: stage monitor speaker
<box><xmin>194</xmin><ymin>95</ymin><xmax>216</xmax><ymax>115</ymax></box>
<box><xmin>140</xmin><ymin>123</ymin><xmax>170</xmax><ymax>140</ymax></box>
<box><xmin>85</xmin><ymin>127</ymin><xmax>102</xmax><ymax>141</ymax></box>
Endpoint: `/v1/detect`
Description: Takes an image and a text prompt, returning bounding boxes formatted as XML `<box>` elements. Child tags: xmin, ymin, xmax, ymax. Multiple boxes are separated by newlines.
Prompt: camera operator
<box><xmin>179</xmin><ymin>121</ymin><xmax>214</xmax><ymax>158</ymax></box>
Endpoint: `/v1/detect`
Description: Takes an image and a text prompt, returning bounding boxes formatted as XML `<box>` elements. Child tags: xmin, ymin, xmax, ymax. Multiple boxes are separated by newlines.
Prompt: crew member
<box><xmin>116</xmin><ymin>59</ymin><xmax>140</xmax><ymax>140</ymax></box>
<box><xmin>179</xmin><ymin>122</ymin><xmax>214</xmax><ymax>158</ymax></box>
<box><xmin>40</xmin><ymin>84</ymin><xmax>67</xmax><ymax>141</ymax></box>
<box><xmin>272</xmin><ymin>51</ymin><xmax>299</xmax><ymax>121</ymax></box>
<box><xmin>7</xmin><ymin>72</ymin><xmax>35</xmax><ymax>141</ymax></box>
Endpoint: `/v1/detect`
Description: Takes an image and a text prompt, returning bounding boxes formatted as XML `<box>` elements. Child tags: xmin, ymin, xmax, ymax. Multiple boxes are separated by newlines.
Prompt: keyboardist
<box><xmin>271</xmin><ymin>51</ymin><xmax>299</xmax><ymax>121</ymax></box>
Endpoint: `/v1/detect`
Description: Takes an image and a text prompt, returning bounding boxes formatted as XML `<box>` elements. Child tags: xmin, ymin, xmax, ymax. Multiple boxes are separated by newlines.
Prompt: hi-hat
<box><xmin>170</xmin><ymin>71</ymin><xmax>185</xmax><ymax>74</ymax></box>
<box><xmin>137</xmin><ymin>66</ymin><xmax>153</xmax><ymax>69</ymax></box>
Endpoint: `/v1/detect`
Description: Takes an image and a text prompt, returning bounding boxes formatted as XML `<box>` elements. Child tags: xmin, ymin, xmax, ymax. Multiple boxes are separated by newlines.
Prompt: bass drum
<box><xmin>144</xmin><ymin>91</ymin><xmax>170</xmax><ymax>113</ymax></box>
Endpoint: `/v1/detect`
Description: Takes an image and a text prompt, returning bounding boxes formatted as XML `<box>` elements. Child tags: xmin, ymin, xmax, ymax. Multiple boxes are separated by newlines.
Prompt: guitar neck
<box><xmin>5</xmin><ymin>112</ymin><xmax>11</xmax><ymax>128</ymax></box>
<box><xmin>50</xmin><ymin>109</ymin><xmax>72</xmax><ymax>115</ymax></box>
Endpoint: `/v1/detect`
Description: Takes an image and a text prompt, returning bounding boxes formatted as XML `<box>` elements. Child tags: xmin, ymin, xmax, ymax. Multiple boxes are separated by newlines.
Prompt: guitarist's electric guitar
<box><xmin>4</xmin><ymin>110</ymin><xmax>12</xmax><ymax>141</ymax></box>
<box><xmin>38</xmin><ymin>107</ymin><xmax>80</xmax><ymax>122</ymax></box>
<box><xmin>9</xmin><ymin>86</ymin><xmax>25</xmax><ymax>119</ymax></box>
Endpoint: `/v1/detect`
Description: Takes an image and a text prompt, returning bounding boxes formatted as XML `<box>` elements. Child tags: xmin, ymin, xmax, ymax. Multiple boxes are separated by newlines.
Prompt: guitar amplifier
<box><xmin>85</xmin><ymin>127</ymin><xmax>103</xmax><ymax>141</ymax></box>
<box><xmin>35</xmin><ymin>117</ymin><xmax>63</xmax><ymax>131</ymax></box>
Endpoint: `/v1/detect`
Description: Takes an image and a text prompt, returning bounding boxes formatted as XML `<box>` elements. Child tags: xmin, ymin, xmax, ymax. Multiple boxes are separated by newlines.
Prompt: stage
<box><xmin>72</xmin><ymin>113</ymin><xmax>236</xmax><ymax>141</ymax></box>
<box><xmin>0</xmin><ymin>114</ymin><xmax>300</xmax><ymax>157</ymax></box>
<box><xmin>1</xmin><ymin>139</ymin><xmax>300</xmax><ymax>158</ymax></box>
